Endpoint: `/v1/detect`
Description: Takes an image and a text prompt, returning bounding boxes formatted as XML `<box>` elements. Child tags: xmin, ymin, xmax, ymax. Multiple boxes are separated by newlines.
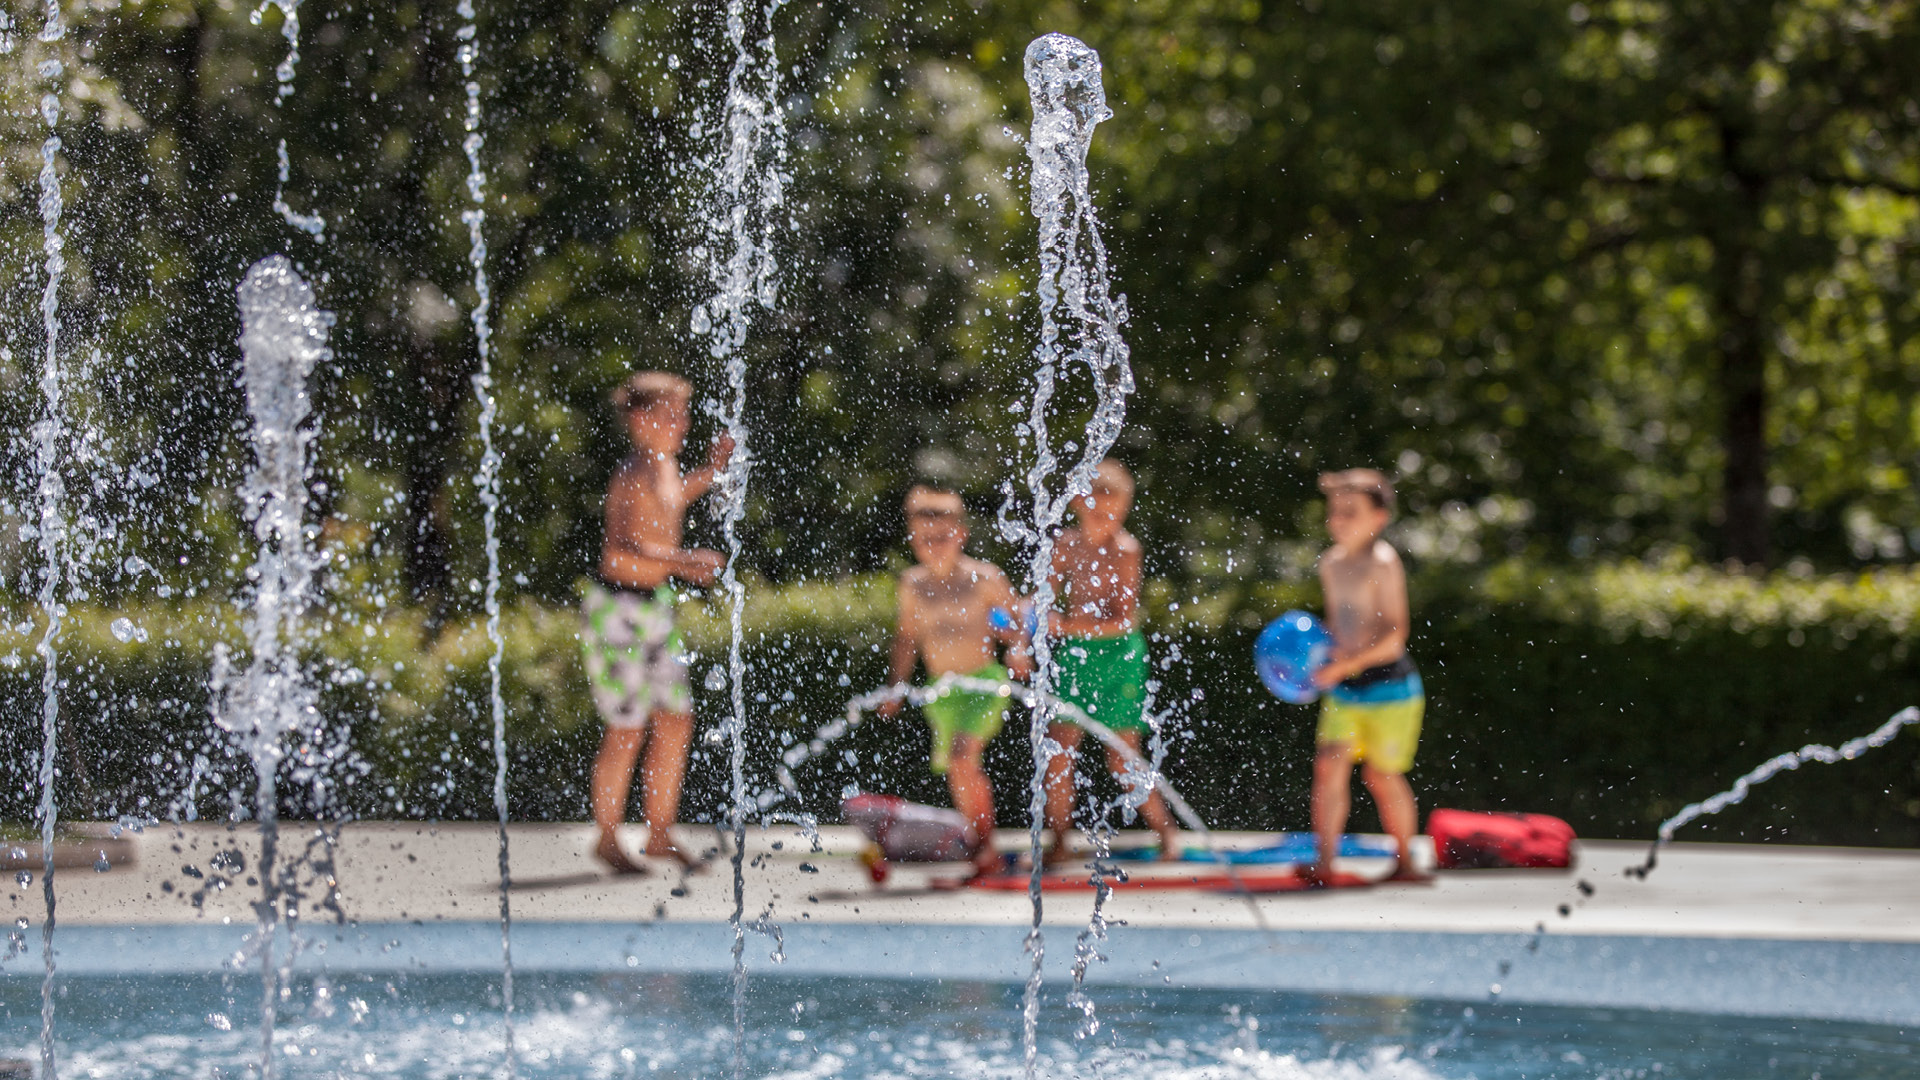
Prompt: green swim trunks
<box><xmin>1054</xmin><ymin>630</ymin><xmax>1150</xmax><ymax>735</ymax></box>
<box><xmin>580</xmin><ymin>581</ymin><xmax>691</xmax><ymax>727</ymax></box>
<box><xmin>922</xmin><ymin>663</ymin><xmax>1010</xmax><ymax>774</ymax></box>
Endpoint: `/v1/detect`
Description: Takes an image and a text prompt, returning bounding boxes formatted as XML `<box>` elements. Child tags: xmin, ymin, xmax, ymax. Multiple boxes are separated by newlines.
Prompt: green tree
<box><xmin>1563</xmin><ymin>0</ymin><xmax>1920</xmax><ymax>566</ymax></box>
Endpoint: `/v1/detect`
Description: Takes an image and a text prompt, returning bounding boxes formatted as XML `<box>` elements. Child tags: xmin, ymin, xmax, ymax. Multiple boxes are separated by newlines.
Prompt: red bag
<box><xmin>1427</xmin><ymin>809</ymin><xmax>1576</xmax><ymax>869</ymax></box>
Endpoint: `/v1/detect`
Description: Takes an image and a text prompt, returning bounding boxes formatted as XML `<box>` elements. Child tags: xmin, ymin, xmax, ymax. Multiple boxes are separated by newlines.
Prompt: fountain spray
<box><xmin>1637</xmin><ymin>705</ymin><xmax>1920</xmax><ymax>874</ymax></box>
<box><xmin>253</xmin><ymin>0</ymin><xmax>325</xmax><ymax>236</ymax></box>
<box><xmin>1481</xmin><ymin>703</ymin><xmax>1920</xmax><ymax>1003</ymax></box>
<box><xmin>691</xmin><ymin>4</ymin><xmax>787</xmax><ymax>1068</ymax></box>
<box><xmin>690</xmin><ymin>1</ymin><xmax>789</xmax><ymax>1073</ymax></box>
<box><xmin>31</xmin><ymin>2</ymin><xmax>68</xmax><ymax>1074</ymax></box>
<box><xmin>219</xmin><ymin>256</ymin><xmax>331</xmax><ymax>1080</ymax></box>
<box><xmin>1010</xmin><ymin>33</ymin><xmax>1135</xmax><ymax>1076</ymax></box>
<box><xmin>452</xmin><ymin>0</ymin><xmax>516</xmax><ymax>1070</ymax></box>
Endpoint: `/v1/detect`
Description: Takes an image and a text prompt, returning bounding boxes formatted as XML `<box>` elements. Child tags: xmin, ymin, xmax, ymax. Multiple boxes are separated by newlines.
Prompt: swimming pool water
<box><xmin>1</xmin><ymin>972</ymin><xmax>1910</xmax><ymax>1078</ymax></box>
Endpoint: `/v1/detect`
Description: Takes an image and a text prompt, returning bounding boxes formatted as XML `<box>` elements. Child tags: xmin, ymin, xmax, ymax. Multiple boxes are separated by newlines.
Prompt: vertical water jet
<box><xmin>220</xmin><ymin>255</ymin><xmax>331</xmax><ymax>1080</ymax></box>
<box><xmin>30</xmin><ymin>1</ymin><xmax>68</xmax><ymax>1073</ymax></box>
<box><xmin>1012</xmin><ymin>32</ymin><xmax>1134</xmax><ymax>1076</ymax></box>
<box><xmin>253</xmin><ymin>0</ymin><xmax>325</xmax><ymax>236</ymax></box>
<box><xmin>453</xmin><ymin>0</ymin><xmax>516</xmax><ymax>1068</ymax></box>
<box><xmin>690</xmin><ymin>1</ymin><xmax>789</xmax><ymax>1073</ymax></box>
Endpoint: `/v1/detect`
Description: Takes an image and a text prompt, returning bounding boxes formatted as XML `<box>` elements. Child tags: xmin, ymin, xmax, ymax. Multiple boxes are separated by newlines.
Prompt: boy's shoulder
<box><xmin>957</xmin><ymin>555</ymin><xmax>1008</xmax><ymax>583</ymax></box>
<box><xmin>1317</xmin><ymin>539</ymin><xmax>1403</xmax><ymax>573</ymax></box>
<box><xmin>1369</xmin><ymin>538</ymin><xmax>1405</xmax><ymax>569</ymax></box>
<box><xmin>610</xmin><ymin>451</ymin><xmax>659</xmax><ymax>487</ymax></box>
<box><xmin>1059</xmin><ymin>525</ymin><xmax>1140</xmax><ymax>554</ymax></box>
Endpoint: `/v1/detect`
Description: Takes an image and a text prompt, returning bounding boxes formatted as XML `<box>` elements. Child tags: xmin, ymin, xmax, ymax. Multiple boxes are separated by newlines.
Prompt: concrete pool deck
<box><xmin>6</xmin><ymin>822</ymin><xmax>1918</xmax><ymax>1026</ymax></box>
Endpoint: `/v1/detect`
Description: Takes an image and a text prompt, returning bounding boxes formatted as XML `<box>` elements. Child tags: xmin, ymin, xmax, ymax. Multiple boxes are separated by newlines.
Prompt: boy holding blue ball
<box><xmin>1307</xmin><ymin>468</ymin><xmax>1429</xmax><ymax>884</ymax></box>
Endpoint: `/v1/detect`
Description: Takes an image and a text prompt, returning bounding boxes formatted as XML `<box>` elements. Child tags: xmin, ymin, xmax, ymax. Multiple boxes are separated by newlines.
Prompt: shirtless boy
<box><xmin>880</xmin><ymin>486</ymin><xmax>1031</xmax><ymax>876</ymax></box>
<box><xmin>583</xmin><ymin>372</ymin><xmax>731</xmax><ymax>873</ymax></box>
<box><xmin>1043</xmin><ymin>460</ymin><xmax>1180</xmax><ymax>863</ymax></box>
<box><xmin>1307</xmin><ymin>468</ymin><xmax>1428</xmax><ymax>884</ymax></box>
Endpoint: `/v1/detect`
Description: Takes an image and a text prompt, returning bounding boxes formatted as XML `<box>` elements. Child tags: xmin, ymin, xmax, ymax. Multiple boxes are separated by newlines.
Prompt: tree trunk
<box><xmin>1719</xmin><ymin>285</ymin><xmax>1769</xmax><ymax>568</ymax></box>
<box><xmin>1714</xmin><ymin>121</ymin><xmax>1770</xmax><ymax>569</ymax></box>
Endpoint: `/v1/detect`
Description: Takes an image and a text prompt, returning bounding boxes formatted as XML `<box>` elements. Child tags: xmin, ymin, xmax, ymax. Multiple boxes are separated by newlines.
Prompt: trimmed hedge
<box><xmin>1</xmin><ymin>558</ymin><xmax>1916</xmax><ymax>845</ymax></box>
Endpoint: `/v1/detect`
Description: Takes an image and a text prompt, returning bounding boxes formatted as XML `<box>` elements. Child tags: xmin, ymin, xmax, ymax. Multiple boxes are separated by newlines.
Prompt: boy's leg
<box><xmin>1309</xmin><ymin>742</ymin><xmax>1356</xmax><ymax>881</ymax></box>
<box><xmin>591</xmin><ymin>726</ymin><xmax>646</xmax><ymax>873</ymax></box>
<box><xmin>947</xmin><ymin>733</ymin><xmax>1000</xmax><ymax>874</ymax></box>
<box><xmin>641</xmin><ymin>708</ymin><xmax>697</xmax><ymax>867</ymax></box>
<box><xmin>1356</xmin><ymin>690</ymin><xmax>1426</xmax><ymax>880</ymax></box>
<box><xmin>1361</xmin><ymin>765</ymin><xmax>1429</xmax><ymax>880</ymax></box>
<box><xmin>1043</xmin><ymin>722</ymin><xmax>1084</xmax><ymax>865</ymax></box>
<box><xmin>1105</xmin><ymin>731</ymin><xmax>1180</xmax><ymax>859</ymax></box>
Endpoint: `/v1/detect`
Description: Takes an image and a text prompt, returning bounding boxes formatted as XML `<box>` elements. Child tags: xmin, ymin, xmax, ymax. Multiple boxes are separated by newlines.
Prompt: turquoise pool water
<box><xmin>1</xmin><ymin>972</ymin><xmax>1911</xmax><ymax>1078</ymax></box>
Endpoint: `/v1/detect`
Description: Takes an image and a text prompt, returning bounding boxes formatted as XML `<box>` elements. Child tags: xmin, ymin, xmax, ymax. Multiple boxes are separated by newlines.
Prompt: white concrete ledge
<box><xmin>5</xmin><ymin>822</ymin><xmax>1917</xmax><ymax>1027</ymax></box>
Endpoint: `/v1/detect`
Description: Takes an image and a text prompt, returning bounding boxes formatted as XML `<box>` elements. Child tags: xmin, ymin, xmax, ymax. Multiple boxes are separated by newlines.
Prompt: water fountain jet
<box><xmin>30</xmin><ymin>3</ymin><xmax>70</xmax><ymax>1073</ymax></box>
<box><xmin>451</xmin><ymin>0</ymin><xmax>516</xmax><ymax>1067</ymax></box>
<box><xmin>689</xmin><ymin>1</ymin><xmax>791</xmax><ymax>1072</ymax></box>
<box><xmin>217</xmin><ymin>254</ymin><xmax>332</xmax><ymax>1080</ymax></box>
<box><xmin>1010</xmin><ymin>32</ymin><xmax>1135</xmax><ymax>1071</ymax></box>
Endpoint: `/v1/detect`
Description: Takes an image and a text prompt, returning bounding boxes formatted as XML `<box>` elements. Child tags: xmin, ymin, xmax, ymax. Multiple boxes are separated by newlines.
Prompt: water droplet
<box><xmin>15</xmin><ymin>871</ymin><xmax>31</xmax><ymax>887</ymax></box>
<box><xmin>110</xmin><ymin>617</ymin><xmax>146</xmax><ymax>643</ymax></box>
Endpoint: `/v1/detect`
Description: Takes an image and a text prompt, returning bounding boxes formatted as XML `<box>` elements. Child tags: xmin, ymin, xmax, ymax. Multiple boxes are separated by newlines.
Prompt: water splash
<box><xmin>690</xmin><ymin>2</ymin><xmax>789</xmax><ymax>1075</ymax></box>
<box><xmin>451</xmin><ymin>0</ymin><xmax>515</xmax><ymax>1071</ymax></box>
<box><xmin>219</xmin><ymin>255</ymin><xmax>332</xmax><ymax>1080</ymax></box>
<box><xmin>775</xmin><ymin>675</ymin><xmax>1206</xmax><ymax>836</ymax></box>
<box><xmin>252</xmin><ymin>0</ymin><xmax>325</xmax><ymax>236</ymax></box>
<box><xmin>1067</xmin><ymin>681</ymin><xmax>1168</xmax><ymax>1038</ymax></box>
<box><xmin>273</xmin><ymin>141</ymin><xmax>325</xmax><ymax>237</ymax></box>
<box><xmin>1485</xmin><ymin>704</ymin><xmax>1920</xmax><ymax>1002</ymax></box>
<box><xmin>1634</xmin><ymin>705</ymin><xmax>1920</xmax><ymax>876</ymax></box>
<box><xmin>32</xmin><ymin>3</ymin><xmax>67</xmax><ymax>1074</ymax></box>
<box><xmin>1008</xmin><ymin>33</ymin><xmax>1134</xmax><ymax>1075</ymax></box>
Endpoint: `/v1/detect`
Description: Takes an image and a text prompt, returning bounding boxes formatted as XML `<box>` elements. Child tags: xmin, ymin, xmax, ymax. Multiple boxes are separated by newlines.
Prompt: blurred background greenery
<box><xmin>0</xmin><ymin>0</ymin><xmax>1915</xmax><ymax>841</ymax></box>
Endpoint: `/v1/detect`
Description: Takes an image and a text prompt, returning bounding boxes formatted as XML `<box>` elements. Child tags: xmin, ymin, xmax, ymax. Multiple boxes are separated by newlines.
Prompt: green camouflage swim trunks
<box><xmin>581</xmin><ymin>581</ymin><xmax>692</xmax><ymax>728</ymax></box>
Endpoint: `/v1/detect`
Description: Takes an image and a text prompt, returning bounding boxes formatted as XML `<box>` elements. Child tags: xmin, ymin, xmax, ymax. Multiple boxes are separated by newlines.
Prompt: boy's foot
<box><xmin>1296</xmin><ymin>862</ymin><xmax>1334</xmax><ymax>889</ymax></box>
<box><xmin>1382</xmin><ymin>860</ymin><xmax>1435</xmax><ymax>884</ymax></box>
<box><xmin>1154</xmin><ymin>828</ymin><xmax>1183</xmax><ymax>862</ymax></box>
<box><xmin>593</xmin><ymin>834</ymin><xmax>651</xmax><ymax>876</ymax></box>
<box><xmin>646</xmin><ymin>839</ymin><xmax>706</xmax><ymax>872</ymax></box>
<box><xmin>968</xmin><ymin>849</ymin><xmax>1004</xmax><ymax>880</ymax></box>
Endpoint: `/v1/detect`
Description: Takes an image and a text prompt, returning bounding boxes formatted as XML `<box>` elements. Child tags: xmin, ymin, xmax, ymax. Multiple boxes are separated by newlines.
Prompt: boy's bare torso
<box><xmin>1052</xmin><ymin>527</ymin><xmax>1143</xmax><ymax>637</ymax></box>
<box><xmin>600</xmin><ymin>453</ymin><xmax>689</xmax><ymax>590</ymax></box>
<box><xmin>901</xmin><ymin>557</ymin><xmax>1014</xmax><ymax>675</ymax></box>
<box><xmin>1318</xmin><ymin>539</ymin><xmax>1408</xmax><ymax>666</ymax></box>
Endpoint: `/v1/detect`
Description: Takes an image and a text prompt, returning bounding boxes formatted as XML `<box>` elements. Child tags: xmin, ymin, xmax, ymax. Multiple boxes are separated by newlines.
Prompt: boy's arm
<box><xmin>879</xmin><ymin>581</ymin><xmax>919</xmax><ymax>718</ymax></box>
<box><xmin>681</xmin><ymin>432</ymin><xmax>736</xmax><ymax>502</ymax></box>
<box><xmin>990</xmin><ymin>572</ymin><xmax>1034</xmax><ymax>680</ymax></box>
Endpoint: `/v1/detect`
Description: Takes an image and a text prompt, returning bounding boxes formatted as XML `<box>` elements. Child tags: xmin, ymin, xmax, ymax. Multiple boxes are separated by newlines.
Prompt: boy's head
<box><xmin>1319</xmin><ymin>468</ymin><xmax>1394</xmax><ymax>549</ymax></box>
<box><xmin>905</xmin><ymin>485</ymin><xmax>967</xmax><ymax>571</ymax></box>
<box><xmin>613</xmin><ymin>372</ymin><xmax>693</xmax><ymax>454</ymax></box>
<box><xmin>1069</xmin><ymin>459</ymin><xmax>1134</xmax><ymax>541</ymax></box>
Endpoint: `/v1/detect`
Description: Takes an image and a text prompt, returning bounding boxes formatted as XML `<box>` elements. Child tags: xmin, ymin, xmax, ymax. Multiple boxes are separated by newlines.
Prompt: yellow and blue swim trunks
<box><xmin>1316</xmin><ymin>657</ymin><xmax>1423</xmax><ymax>774</ymax></box>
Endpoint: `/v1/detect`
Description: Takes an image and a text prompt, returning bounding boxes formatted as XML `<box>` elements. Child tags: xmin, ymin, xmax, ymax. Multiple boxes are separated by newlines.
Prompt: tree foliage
<box><xmin>0</xmin><ymin>0</ymin><xmax>1914</xmax><ymax>621</ymax></box>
